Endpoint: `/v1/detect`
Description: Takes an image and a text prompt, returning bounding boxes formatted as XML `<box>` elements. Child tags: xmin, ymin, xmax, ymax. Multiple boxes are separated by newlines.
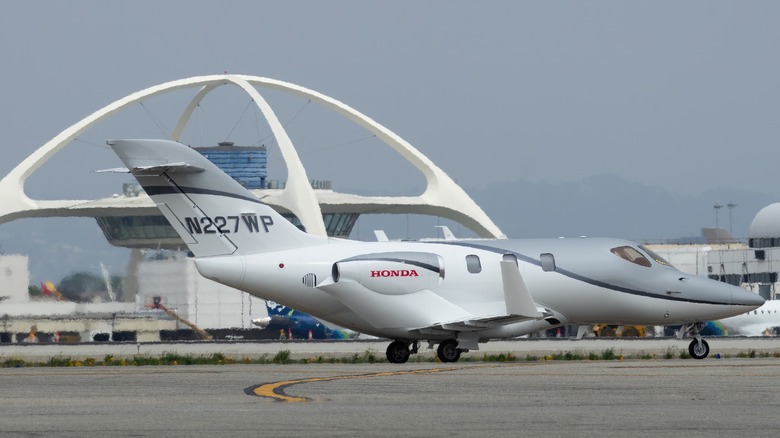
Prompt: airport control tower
<box><xmin>195</xmin><ymin>142</ymin><xmax>267</xmax><ymax>189</ymax></box>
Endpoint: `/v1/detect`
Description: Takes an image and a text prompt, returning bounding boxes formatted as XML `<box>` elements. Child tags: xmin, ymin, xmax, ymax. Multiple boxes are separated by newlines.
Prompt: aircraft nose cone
<box><xmin>731</xmin><ymin>286</ymin><xmax>765</xmax><ymax>309</ymax></box>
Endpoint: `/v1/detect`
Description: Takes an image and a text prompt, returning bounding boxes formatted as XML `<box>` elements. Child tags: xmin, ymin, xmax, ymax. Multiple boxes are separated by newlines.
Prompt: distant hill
<box><xmin>468</xmin><ymin>175</ymin><xmax>777</xmax><ymax>242</ymax></box>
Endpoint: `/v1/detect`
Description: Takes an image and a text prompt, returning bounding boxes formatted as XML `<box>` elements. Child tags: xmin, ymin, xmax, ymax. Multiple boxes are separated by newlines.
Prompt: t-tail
<box><xmin>107</xmin><ymin>139</ymin><xmax>327</xmax><ymax>257</ymax></box>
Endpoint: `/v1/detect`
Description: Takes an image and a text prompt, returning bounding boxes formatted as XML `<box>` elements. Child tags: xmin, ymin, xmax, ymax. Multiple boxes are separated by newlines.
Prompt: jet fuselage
<box><xmin>195</xmin><ymin>237</ymin><xmax>760</xmax><ymax>341</ymax></box>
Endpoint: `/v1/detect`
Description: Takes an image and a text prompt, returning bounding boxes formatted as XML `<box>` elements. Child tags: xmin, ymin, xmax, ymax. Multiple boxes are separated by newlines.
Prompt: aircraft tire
<box><xmin>386</xmin><ymin>341</ymin><xmax>411</xmax><ymax>364</ymax></box>
<box><xmin>688</xmin><ymin>339</ymin><xmax>709</xmax><ymax>359</ymax></box>
<box><xmin>437</xmin><ymin>339</ymin><xmax>461</xmax><ymax>363</ymax></box>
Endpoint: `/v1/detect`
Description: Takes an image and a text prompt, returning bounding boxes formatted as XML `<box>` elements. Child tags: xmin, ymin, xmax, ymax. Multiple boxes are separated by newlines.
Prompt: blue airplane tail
<box><xmin>265</xmin><ymin>301</ymin><xmax>355</xmax><ymax>339</ymax></box>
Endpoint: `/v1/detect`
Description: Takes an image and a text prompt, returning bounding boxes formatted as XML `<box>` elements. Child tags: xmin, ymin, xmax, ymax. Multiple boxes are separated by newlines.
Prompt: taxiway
<box><xmin>1</xmin><ymin>359</ymin><xmax>778</xmax><ymax>437</ymax></box>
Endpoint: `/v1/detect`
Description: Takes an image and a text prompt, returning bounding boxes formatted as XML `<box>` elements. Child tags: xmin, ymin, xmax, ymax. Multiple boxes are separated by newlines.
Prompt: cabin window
<box><xmin>610</xmin><ymin>246</ymin><xmax>651</xmax><ymax>268</ymax></box>
<box><xmin>540</xmin><ymin>253</ymin><xmax>556</xmax><ymax>272</ymax></box>
<box><xmin>466</xmin><ymin>255</ymin><xmax>482</xmax><ymax>273</ymax></box>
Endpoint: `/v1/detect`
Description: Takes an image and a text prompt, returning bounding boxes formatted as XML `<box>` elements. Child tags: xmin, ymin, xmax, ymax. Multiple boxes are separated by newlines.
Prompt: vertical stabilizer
<box><xmin>107</xmin><ymin>139</ymin><xmax>327</xmax><ymax>257</ymax></box>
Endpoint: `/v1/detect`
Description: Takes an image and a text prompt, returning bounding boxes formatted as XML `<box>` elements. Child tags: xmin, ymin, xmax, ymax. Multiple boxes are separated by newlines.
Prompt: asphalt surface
<box><xmin>1</xmin><ymin>358</ymin><xmax>779</xmax><ymax>437</ymax></box>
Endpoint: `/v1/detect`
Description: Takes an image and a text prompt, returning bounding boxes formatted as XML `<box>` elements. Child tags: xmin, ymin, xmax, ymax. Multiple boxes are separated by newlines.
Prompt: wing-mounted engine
<box><xmin>331</xmin><ymin>251</ymin><xmax>444</xmax><ymax>295</ymax></box>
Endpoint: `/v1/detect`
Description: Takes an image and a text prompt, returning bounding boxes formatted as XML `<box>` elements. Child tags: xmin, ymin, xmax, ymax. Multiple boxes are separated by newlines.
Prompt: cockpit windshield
<box><xmin>638</xmin><ymin>245</ymin><xmax>674</xmax><ymax>268</ymax></box>
<box><xmin>610</xmin><ymin>246</ymin><xmax>651</xmax><ymax>267</ymax></box>
<box><xmin>610</xmin><ymin>245</ymin><xmax>676</xmax><ymax>268</ymax></box>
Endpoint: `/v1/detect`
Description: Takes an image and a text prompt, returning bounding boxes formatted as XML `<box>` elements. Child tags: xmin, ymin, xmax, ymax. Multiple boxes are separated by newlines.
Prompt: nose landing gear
<box><xmin>689</xmin><ymin>336</ymin><xmax>710</xmax><ymax>360</ymax></box>
<box><xmin>681</xmin><ymin>322</ymin><xmax>710</xmax><ymax>360</ymax></box>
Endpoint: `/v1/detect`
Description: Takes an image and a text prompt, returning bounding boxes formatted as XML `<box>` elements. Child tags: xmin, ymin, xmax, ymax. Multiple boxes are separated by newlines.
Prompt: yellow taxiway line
<box><xmin>247</xmin><ymin>367</ymin><xmax>459</xmax><ymax>402</ymax></box>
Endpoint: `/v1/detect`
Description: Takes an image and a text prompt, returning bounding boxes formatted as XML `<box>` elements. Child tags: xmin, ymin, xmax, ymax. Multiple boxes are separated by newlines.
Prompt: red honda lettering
<box><xmin>370</xmin><ymin>269</ymin><xmax>420</xmax><ymax>277</ymax></box>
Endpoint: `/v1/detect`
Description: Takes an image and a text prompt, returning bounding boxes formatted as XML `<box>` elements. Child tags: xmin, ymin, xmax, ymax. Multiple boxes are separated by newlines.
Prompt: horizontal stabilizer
<box><xmin>94</xmin><ymin>167</ymin><xmax>130</xmax><ymax>173</ymax></box>
<box><xmin>98</xmin><ymin>163</ymin><xmax>205</xmax><ymax>174</ymax></box>
<box><xmin>131</xmin><ymin>162</ymin><xmax>205</xmax><ymax>175</ymax></box>
<box><xmin>501</xmin><ymin>260</ymin><xmax>543</xmax><ymax>319</ymax></box>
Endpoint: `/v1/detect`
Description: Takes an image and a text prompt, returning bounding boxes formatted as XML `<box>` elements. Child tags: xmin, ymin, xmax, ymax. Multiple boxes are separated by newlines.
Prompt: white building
<box><xmin>136</xmin><ymin>252</ymin><xmax>265</xmax><ymax>329</ymax></box>
<box><xmin>0</xmin><ymin>253</ymin><xmax>173</xmax><ymax>343</ymax></box>
<box><xmin>0</xmin><ymin>254</ymin><xmax>29</xmax><ymax>303</ymax></box>
<box><xmin>649</xmin><ymin>203</ymin><xmax>780</xmax><ymax>301</ymax></box>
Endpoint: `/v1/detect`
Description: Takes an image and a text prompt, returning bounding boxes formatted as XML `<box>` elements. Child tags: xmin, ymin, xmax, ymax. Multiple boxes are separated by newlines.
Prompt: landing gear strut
<box><xmin>437</xmin><ymin>339</ymin><xmax>462</xmax><ymax>363</ymax></box>
<box><xmin>684</xmin><ymin>322</ymin><xmax>710</xmax><ymax>360</ymax></box>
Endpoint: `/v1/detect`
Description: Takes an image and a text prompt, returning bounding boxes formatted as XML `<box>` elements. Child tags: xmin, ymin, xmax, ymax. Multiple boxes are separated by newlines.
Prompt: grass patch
<box><xmin>477</xmin><ymin>352</ymin><xmax>517</xmax><ymax>362</ymax></box>
<box><xmin>272</xmin><ymin>349</ymin><xmax>291</xmax><ymax>364</ymax></box>
<box><xmin>1</xmin><ymin>357</ymin><xmax>26</xmax><ymax>368</ymax></box>
<box><xmin>3</xmin><ymin>346</ymin><xmax>779</xmax><ymax>367</ymax></box>
<box><xmin>600</xmin><ymin>348</ymin><xmax>618</xmax><ymax>361</ymax></box>
<box><xmin>549</xmin><ymin>351</ymin><xmax>587</xmax><ymax>361</ymax></box>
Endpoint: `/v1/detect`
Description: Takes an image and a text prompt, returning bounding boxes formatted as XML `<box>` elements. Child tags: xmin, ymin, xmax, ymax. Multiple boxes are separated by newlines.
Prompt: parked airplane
<box><xmin>252</xmin><ymin>301</ymin><xmax>359</xmax><ymax>340</ymax></box>
<box><xmin>106</xmin><ymin>139</ymin><xmax>765</xmax><ymax>362</ymax></box>
<box><xmin>714</xmin><ymin>300</ymin><xmax>780</xmax><ymax>336</ymax></box>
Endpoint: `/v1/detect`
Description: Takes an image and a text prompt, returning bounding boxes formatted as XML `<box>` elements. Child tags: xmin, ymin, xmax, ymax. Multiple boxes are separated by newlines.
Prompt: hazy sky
<box><xmin>2</xmin><ymin>1</ymin><xmax>780</xmax><ymax>283</ymax></box>
<box><xmin>3</xmin><ymin>1</ymin><xmax>780</xmax><ymax>198</ymax></box>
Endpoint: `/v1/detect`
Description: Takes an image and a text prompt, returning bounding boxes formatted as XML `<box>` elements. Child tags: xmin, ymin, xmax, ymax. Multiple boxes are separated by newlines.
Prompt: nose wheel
<box><xmin>688</xmin><ymin>336</ymin><xmax>710</xmax><ymax>360</ymax></box>
<box><xmin>682</xmin><ymin>322</ymin><xmax>710</xmax><ymax>360</ymax></box>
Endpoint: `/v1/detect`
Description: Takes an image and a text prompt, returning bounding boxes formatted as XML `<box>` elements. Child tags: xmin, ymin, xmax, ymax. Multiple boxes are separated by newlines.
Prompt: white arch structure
<box><xmin>0</xmin><ymin>74</ymin><xmax>505</xmax><ymax>239</ymax></box>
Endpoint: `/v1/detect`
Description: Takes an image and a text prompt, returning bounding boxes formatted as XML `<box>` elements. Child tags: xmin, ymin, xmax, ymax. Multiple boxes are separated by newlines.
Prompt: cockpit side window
<box><xmin>540</xmin><ymin>253</ymin><xmax>556</xmax><ymax>272</ymax></box>
<box><xmin>611</xmin><ymin>246</ymin><xmax>651</xmax><ymax>268</ymax></box>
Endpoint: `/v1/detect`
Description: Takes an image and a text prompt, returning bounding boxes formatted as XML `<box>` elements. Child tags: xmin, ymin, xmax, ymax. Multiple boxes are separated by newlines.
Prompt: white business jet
<box><xmin>106</xmin><ymin>139</ymin><xmax>764</xmax><ymax>362</ymax></box>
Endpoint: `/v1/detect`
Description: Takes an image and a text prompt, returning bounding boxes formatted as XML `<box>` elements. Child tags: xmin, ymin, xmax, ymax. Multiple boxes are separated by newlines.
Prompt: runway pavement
<box><xmin>1</xmin><ymin>358</ymin><xmax>779</xmax><ymax>437</ymax></box>
<box><xmin>2</xmin><ymin>337</ymin><xmax>780</xmax><ymax>362</ymax></box>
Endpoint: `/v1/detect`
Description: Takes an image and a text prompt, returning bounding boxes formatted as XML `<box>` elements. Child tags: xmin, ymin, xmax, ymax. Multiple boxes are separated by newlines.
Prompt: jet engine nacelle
<box><xmin>331</xmin><ymin>252</ymin><xmax>444</xmax><ymax>295</ymax></box>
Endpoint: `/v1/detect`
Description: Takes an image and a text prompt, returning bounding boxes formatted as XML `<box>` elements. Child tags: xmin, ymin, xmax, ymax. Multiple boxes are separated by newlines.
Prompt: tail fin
<box><xmin>107</xmin><ymin>139</ymin><xmax>326</xmax><ymax>257</ymax></box>
<box><xmin>266</xmin><ymin>300</ymin><xmax>294</xmax><ymax>317</ymax></box>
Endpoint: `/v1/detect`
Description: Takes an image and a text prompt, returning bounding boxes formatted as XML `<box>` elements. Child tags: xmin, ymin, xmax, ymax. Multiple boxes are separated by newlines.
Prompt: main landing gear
<box><xmin>682</xmin><ymin>322</ymin><xmax>710</xmax><ymax>360</ymax></box>
<box><xmin>386</xmin><ymin>339</ymin><xmax>466</xmax><ymax>363</ymax></box>
<box><xmin>386</xmin><ymin>340</ymin><xmax>419</xmax><ymax>364</ymax></box>
<box><xmin>436</xmin><ymin>339</ymin><xmax>462</xmax><ymax>363</ymax></box>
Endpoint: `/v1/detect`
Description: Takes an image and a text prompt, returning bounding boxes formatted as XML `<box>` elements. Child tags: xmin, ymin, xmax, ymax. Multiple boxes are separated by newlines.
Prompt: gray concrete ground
<box><xmin>1</xmin><ymin>337</ymin><xmax>780</xmax><ymax>362</ymax></box>
<box><xmin>0</xmin><ymin>359</ymin><xmax>779</xmax><ymax>437</ymax></box>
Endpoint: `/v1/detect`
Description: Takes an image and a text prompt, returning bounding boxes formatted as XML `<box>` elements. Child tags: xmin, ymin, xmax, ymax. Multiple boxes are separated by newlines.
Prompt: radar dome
<box><xmin>748</xmin><ymin>203</ymin><xmax>780</xmax><ymax>248</ymax></box>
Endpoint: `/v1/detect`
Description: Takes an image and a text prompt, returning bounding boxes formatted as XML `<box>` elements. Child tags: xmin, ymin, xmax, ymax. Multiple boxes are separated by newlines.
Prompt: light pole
<box><xmin>713</xmin><ymin>202</ymin><xmax>723</xmax><ymax>244</ymax></box>
<box><xmin>727</xmin><ymin>202</ymin><xmax>737</xmax><ymax>237</ymax></box>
